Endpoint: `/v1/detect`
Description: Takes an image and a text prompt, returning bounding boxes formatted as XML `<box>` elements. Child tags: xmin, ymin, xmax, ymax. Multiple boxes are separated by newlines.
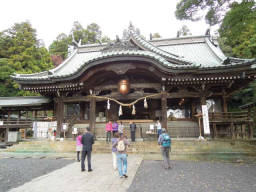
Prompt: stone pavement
<box><xmin>8</xmin><ymin>154</ymin><xmax>142</xmax><ymax>192</ymax></box>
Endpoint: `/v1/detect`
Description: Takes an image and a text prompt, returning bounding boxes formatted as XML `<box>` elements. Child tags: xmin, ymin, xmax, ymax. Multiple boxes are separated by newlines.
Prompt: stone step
<box><xmin>5</xmin><ymin>140</ymin><xmax>256</xmax><ymax>155</ymax></box>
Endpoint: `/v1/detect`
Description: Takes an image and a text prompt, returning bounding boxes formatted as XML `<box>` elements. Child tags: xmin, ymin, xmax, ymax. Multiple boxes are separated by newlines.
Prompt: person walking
<box><xmin>111</xmin><ymin>132</ymin><xmax>119</xmax><ymax>170</ymax></box>
<box><xmin>130</xmin><ymin>121</ymin><xmax>136</xmax><ymax>142</ymax></box>
<box><xmin>76</xmin><ymin>132</ymin><xmax>82</xmax><ymax>162</ymax></box>
<box><xmin>158</xmin><ymin>128</ymin><xmax>171</xmax><ymax>169</ymax></box>
<box><xmin>156</xmin><ymin>120</ymin><xmax>162</xmax><ymax>138</ymax></box>
<box><xmin>112</xmin><ymin>121</ymin><xmax>119</xmax><ymax>136</ymax></box>
<box><xmin>113</xmin><ymin>134</ymin><xmax>130</xmax><ymax>178</ymax></box>
<box><xmin>106</xmin><ymin>121</ymin><xmax>112</xmax><ymax>142</ymax></box>
<box><xmin>81</xmin><ymin>127</ymin><xmax>94</xmax><ymax>172</ymax></box>
<box><xmin>118</xmin><ymin>121</ymin><xmax>124</xmax><ymax>137</ymax></box>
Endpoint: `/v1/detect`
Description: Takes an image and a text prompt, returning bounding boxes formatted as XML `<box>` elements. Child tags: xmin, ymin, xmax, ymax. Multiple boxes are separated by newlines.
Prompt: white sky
<box><xmin>0</xmin><ymin>0</ymin><xmax>211</xmax><ymax>48</ymax></box>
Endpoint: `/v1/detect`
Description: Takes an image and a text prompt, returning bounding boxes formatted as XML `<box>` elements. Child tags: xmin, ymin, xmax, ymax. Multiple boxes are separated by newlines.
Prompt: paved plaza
<box><xmin>1</xmin><ymin>153</ymin><xmax>256</xmax><ymax>192</ymax></box>
<box><xmin>128</xmin><ymin>160</ymin><xmax>256</xmax><ymax>192</ymax></box>
<box><xmin>0</xmin><ymin>154</ymin><xmax>142</xmax><ymax>192</ymax></box>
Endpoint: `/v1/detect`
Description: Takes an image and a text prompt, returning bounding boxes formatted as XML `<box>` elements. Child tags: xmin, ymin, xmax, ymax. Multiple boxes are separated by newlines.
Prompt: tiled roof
<box><xmin>11</xmin><ymin>25</ymin><xmax>256</xmax><ymax>83</ymax></box>
<box><xmin>0</xmin><ymin>97</ymin><xmax>50</xmax><ymax>107</ymax></box>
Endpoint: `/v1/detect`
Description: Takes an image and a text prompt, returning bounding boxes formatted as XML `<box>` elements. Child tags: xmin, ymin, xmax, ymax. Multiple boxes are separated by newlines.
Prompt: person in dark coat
<box><xmin>129</xmin><ymin>121</ymin><xmax>136</xmax><ymax>142</ymax></box>
<box><xmin>81</xmin><ymin>127</ymin><xmax>94</xmax><ymax>172</ymax></box>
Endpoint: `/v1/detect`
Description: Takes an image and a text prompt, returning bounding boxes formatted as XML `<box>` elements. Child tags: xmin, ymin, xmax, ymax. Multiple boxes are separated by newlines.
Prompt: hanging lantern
<box><xmin>107</xmin><ymin>99</ymin><xmax>110</xmax><ymax>110</ymax></box>
<box><xmin>132</xmin><ymin>105</ymin><xmax>136</xmax><ymax>115</ymax></box>
<box><xmin>144</xmin><ymin>98</ymin><xmax>148</xmax><ymax>109</ymax></box>
<box><xmin>119</xmin><ymin>105</ymin><xmax>123</xmax><ymax>116</ymax></box>
<box><xmin>118</xmin><ymin>79</ymin><xmax>130</xmax><ymax>95</ymax></box>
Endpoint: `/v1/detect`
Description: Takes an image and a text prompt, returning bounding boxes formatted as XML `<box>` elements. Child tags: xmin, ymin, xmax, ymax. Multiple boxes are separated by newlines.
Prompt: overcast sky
<box><xmin>0</xmin><ymin>0</ymin><xmax>210</xmax><ymax>48</ymax></box>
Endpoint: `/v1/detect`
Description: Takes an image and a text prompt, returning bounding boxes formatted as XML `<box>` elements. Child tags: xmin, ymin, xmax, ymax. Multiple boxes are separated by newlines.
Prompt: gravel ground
<box><xmin>0</xmin><ymin>158</ymin><xmax>73</xmax><ymax>192</ymax></box>
<box><xmin>128</xmin><ymin>160</ymin><xmax>256</xmax><ymax>192</ymax></box>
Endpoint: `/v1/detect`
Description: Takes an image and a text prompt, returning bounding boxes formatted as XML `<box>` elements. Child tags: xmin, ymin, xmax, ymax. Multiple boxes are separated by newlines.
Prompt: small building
<box><xmin>10</xmin><ymin>24</ymin><xmax>256</xmax><ymax>139</ymax></box>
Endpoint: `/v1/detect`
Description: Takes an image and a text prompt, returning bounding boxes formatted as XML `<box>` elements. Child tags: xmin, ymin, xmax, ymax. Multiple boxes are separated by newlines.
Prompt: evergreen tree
<box><xmin>0</xmin><ymin>22</ymin><xmax>53</xmax><ymax>96</ymax></box>
<box><xmin>49</xmin><ymin>21</ymin><xmax>110</xmax><ymax>60</ymax></box>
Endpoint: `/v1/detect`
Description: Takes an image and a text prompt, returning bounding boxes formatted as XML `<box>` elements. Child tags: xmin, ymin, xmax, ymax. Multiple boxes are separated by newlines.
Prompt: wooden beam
<box><xmin>56</xmin><ymin>98</ymin><xmax>64</xmax><ymax>136</ymax></box>
<box><xmin>222</xmin><ymin>96</ymin><xmax>228</xmax><ymax>113</ymax></box>
<box><xmin>89</xmin><ymin>96</ymin><xmax>96</xmax><ymax>136</ymax></box>
<box><xmin>161</xmin><ymin>92</ymin><xmax>167</xmax><ymax>130</ymax></box>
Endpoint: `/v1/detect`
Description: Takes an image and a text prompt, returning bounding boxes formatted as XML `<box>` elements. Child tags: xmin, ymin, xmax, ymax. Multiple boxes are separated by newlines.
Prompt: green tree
<box><xmin>49</xmin><ymin>33</ymin><xmax>71</xmax><ymax>59</ymax></box>
<box><xmin>0</xmin><ymin>22</ymin><xmax>53</xmax><ymax>96</ymax></box>
<box><xmin>177</xmin><ymin>25</ymin><xmax>192</xmax><ymax>37</ymax></box>
<box><xmin>49</xmin><ymin>21</ymin><xmax>110</xmax><ymax>60</ymax></box>
<box><xmin>219</xmin><ymin>1</ymin><xmax>256</xmax><ymax>58</ymax></box>
<box><xmin>175</xmin><ymin>0</ymin><xmax>236</xmax><ymax>26</ymax></box>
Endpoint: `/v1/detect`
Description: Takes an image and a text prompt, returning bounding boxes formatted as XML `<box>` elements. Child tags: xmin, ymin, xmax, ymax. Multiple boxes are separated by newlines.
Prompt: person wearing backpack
<box><xmin>113</xmin><ymin>134</ymin><xmax>130</xmax><ymax>178</ymax></box>
<box><xmin>158</xmin><ymin>128</ymin><xmax>171</xmax><ymax>169</ymax></box>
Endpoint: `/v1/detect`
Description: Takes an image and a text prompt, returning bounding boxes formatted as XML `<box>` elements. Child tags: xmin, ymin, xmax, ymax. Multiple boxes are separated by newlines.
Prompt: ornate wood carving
<box><xmin>101</xmin><ymin>38</ymin><xmax>140</xmax><ymax>52</ymax></box>
<box><xmin>105</xmin><ymin>63</ymin><xmax>136</xmax><ymax>75</ymax></box>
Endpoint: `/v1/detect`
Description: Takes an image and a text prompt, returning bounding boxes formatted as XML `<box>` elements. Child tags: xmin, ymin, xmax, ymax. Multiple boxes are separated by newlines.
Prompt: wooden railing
<box><xmin>208</xmin><ymin>111</ymin><xmax>253</xmax><ymax>123</ymax></box>
<box><xmin>208</xmin><ymin>111</ymin><xmax>254</xmax><ymax>139</ymax></box>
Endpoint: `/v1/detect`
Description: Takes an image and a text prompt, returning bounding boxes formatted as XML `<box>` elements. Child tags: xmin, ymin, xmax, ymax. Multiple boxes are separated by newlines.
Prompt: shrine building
<box><xmin>9</xmin><ymin>24</ymin><xmax>256</xmax><ymax>139</ymax></box>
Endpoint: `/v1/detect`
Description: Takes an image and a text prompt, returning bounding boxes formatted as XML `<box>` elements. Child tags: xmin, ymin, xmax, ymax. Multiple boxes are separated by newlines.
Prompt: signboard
<box><xmin>62</xmin><ymin>123</ymin><xmax>68</xmax><ymax>131</ymax></box>
<box><xmin>202</xmin><ymin>105</ymin><xmax>210</xmax><ymax>134</ymax></box>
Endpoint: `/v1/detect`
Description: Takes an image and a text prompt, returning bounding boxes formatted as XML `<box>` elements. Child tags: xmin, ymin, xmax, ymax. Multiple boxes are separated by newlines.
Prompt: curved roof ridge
<box><xmin>150</xmin><ymin>35</ymin><xmax>209</xmax><ymax>42</ymax></box>
<box><xmin>129</xmin><ymin>32</ymin><xmax>195</xmax><ymax>66</ymax></box>
<box><xmin>11</xmin><ymin>50</ymin><xmax>200</xmax><ymax>82</ymax></box>
<box><xmin>11</xmin><ymin>70</ymin><xmax>49</xmax><ymax>78</ymax></box>
<box><xmin>204</xmin><ymin>37</ymin><xmax>227</xmax><ymax>62</ymax></box>
<box><xmin>49</xmin><ymin>49</ymin><xmax>78</xmax><ymax>74</ymax></box>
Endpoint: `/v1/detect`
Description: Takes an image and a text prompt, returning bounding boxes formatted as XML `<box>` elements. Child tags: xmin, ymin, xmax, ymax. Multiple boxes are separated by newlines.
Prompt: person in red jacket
<box><xmin>106</xmin><ymin>121</ymin><xmax>112</xmax><ymax>142</ymax></box>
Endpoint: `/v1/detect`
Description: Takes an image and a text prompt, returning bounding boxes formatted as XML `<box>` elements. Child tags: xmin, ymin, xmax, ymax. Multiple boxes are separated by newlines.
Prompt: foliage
<box><xmin>0</xmin><ymin>22</ymin><xmax>53</xmax><ymax>96</ymax></box>
<box><xmin>177</xmin><ymin>25</ymin><xmax>192</xmax><ymax>37</ymax></box>
<box><xmin>219</xmin><ymin>1</ymin><xmax>256</xmax><ymax>110</ymax></box>
<box><xmin>175</xmin><ymin>0</ymin><xmax>236</xmax><ymax>26</ymax></box>
<box><xmin>219</xmin><ymin>1</ymin><xmax>256</xmax><ymax>58</ymax></box>
<box><xmin>49</xmin><ymin>21</ymin><xmax>110</xmax><ymax>60</ymax></box>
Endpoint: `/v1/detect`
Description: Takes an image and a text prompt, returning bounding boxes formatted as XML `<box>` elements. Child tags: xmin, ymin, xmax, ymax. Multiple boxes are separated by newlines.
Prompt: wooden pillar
<box><xmin>80</xmin><ymin>102</ymin><xmax>85</xmax><ymax>120</ymax></box>
<box><xmin>89</xmin><ymin>97</ymin><xmax>96</xmax><ymax>136</ymax></box>
<box><xmin>231</xmin><ymin>122</ymin><xmax>235</xmax><ymax>139</ymax></box>
<box><xmin>222</xmin><ymin>96</ymin><xmax>228</xmax><ymax>113</ymax></box>
<box><xmin>248</xmin><ymin>107</ymin><xmax>254</xmax><ymax>139</ymax></box>
<box><xmin>18</xmin><ymin>111</ymin><xmax>21</xmax><ymax>123</ymax></box>
<box><xmin>213</xmin><ymin>123</ymin><xmax>217</xmax><ymax>139</ymax></box>
<box><xmin>5</xmin><ymin>110</ymin><xmax>11</xmax><ymax>142</ymax></box>
<box><xmin>26</xmin><ymin>111</ymin><xmax>28</xmax><ymax>120</ymax></box>
<box><xmin>161</xmin><ymin>92</ymin><xmax>167</xmax><ymax>130</ymax></box>
<box><xmin>242</xmin><ymin>124</ymin><xmax>246</xmax><ymax>139</ymax></box>
<box><xmin>56</xmin><ymin>98</ymin><xmax>64</xmax><ymax>136</ymax></box>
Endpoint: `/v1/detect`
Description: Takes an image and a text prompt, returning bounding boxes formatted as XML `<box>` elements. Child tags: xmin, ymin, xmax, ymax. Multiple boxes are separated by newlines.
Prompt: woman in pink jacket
<box><xmin>106</xmin><ymin>121</ymin><xmax>112</xmax><ymax>142</ymax></box>
<box><xmin>76</xmin><ymin>132</ymin><xmax>82</xmax><ymax>162</ymax></box>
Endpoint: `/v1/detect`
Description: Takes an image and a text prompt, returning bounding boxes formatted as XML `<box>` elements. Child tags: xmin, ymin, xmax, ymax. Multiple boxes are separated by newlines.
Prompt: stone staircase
<box><xmin>168</xmin><ymin>120</ymin><xmax>199</xmax><ymax>138</ymax></box>
<box><xmin>3</xmin><ymin>139</ymin><xmax>256</xmax><ymax>155</ymax></box>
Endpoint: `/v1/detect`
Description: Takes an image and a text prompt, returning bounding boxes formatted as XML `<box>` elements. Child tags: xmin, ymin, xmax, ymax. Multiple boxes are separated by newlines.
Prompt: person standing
<box><xmin>76</xmin><ymin>132</ymin><xmax>82</xmax><ymax>162</ymax></box>
<box><xmin>156</xmin><ymin>120</ymin><xmax>162</xmax><ymax>138</ymax></box>
<box><xmin>81</xmin><ymin>127</ymin><xmax>94</xmax><ymax>172</ymax></box>
<box><xmin>158</xmin><ymin>128</ymin><xmax>171</xmax><ymax>169</ymax></box>
<box><xmin>105</xmin><ymin>121</ymin><xmax>112</xmax><ymax>142</ymax></box>
<box><xmin>112</xmin><ymin>121</ymin><xmax>119</xmax><ymax>136</ymax></box>
<box><xmin>130</xmin><ymin>121</ymin><xmax>136</xmax><ymax>142</ymax></box>
<box><xmin>113</xmin><ymin>134</ymin><xmax>130</xmax><ymax>178</ymax></box>
<box><xmin>118</xmin><ymin>121</ymin><xmax>124</xmax><ymax>137</ymax></box>
<box><xmin>111</xmin><ymin>132</ymin><xmax>119</xmax><ymax>170</ymax></box>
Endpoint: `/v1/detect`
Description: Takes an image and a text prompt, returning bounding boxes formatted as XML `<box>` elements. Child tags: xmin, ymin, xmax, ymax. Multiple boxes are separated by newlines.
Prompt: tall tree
<box><xmin>0</xmin><ymin>22</ymin><xmax>53</xmax><ymax>96</ymax></box>
<box><xmin>219</xmin><ymin>0</ymin><xmax>256</xmax><ymax>58</ymax></box>
<box><xmin>49</xmin><ymin>21</ymin><xmax>110</xmax><ymax>60</ymax></box>
<box><xmin>177</xmin><ymin>25</ymin><xmax>192</xmax><ymax>37</ymax></box>
<box><xmin>175</xmin><ymin>0</ymin><xmax>236</xmax><ymax>26</ymax></box>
